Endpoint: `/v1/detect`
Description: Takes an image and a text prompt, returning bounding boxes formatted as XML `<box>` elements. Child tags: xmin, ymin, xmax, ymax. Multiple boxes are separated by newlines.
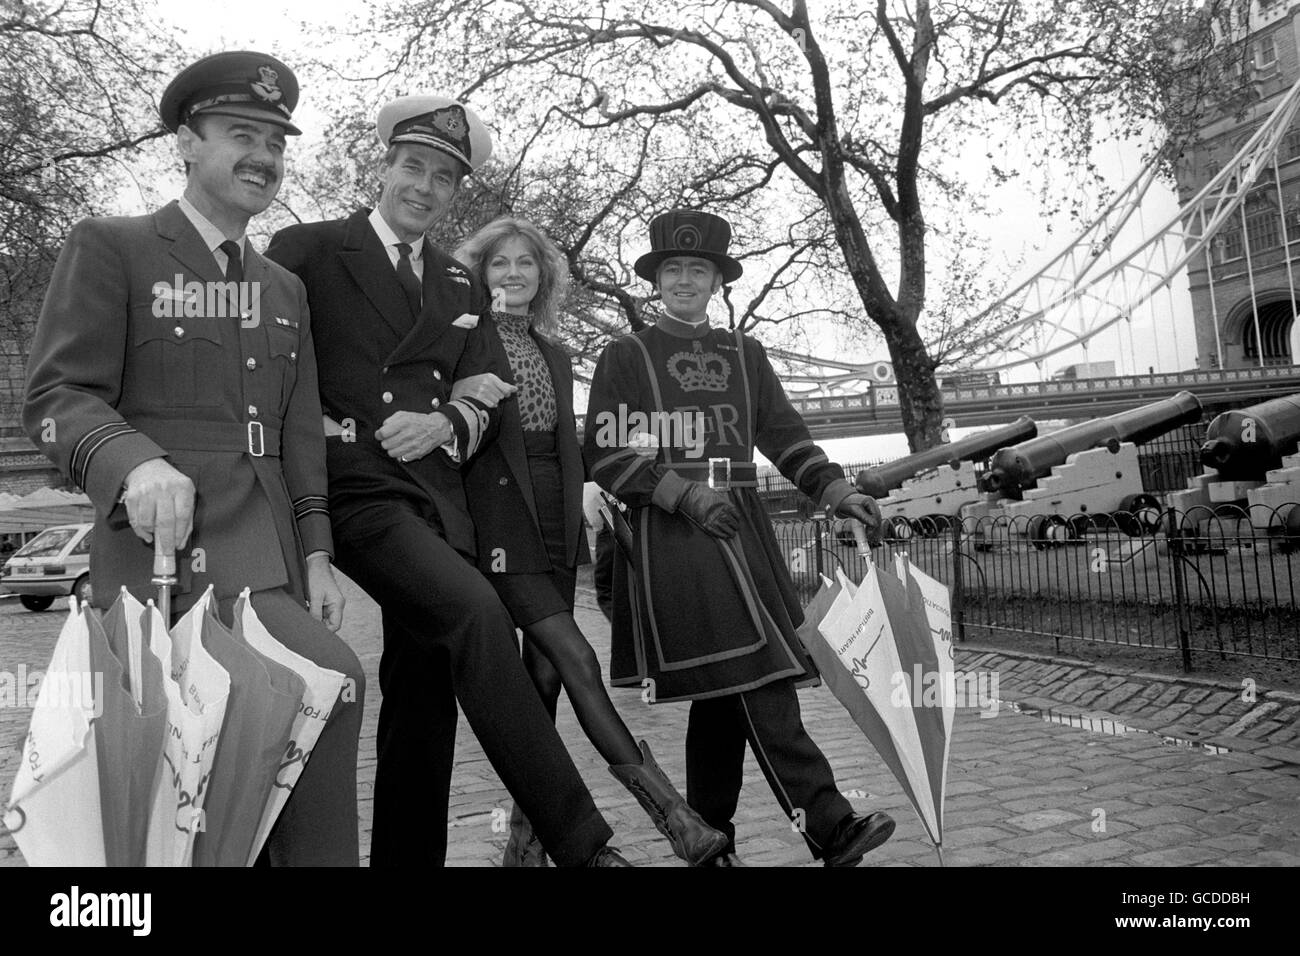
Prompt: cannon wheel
<box><xmin>1114</xmin><ymin>494</ymin><xmax>1160</xmax><ymax>537</ymax></box>
<box><xmin>1029</xmin><ymin>514</ymin><xmax>1073</xmax><ymax>550</ymax></box>
<box><xmin>885</xmin><ymin>516</ymin><xmax>915</xmax><ymax>541</ymax></box>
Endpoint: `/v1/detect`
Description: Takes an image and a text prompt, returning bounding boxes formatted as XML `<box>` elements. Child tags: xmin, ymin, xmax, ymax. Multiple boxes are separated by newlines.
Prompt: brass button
<box><xmin>382</xmin><ymin>366</ymin><xmax>389</xmax><ymax>374</ymax></box>
<box><xmin>173</xmin><ymin>326</ymin><xmax>185</xmax><ymax>337</ymax></box>
<box><xmin>382</xmin><ymin>391</ymin><xmax>393</xmax><ymax>404</ymax></box>
<box><xmin>289</xmin><ymin>351</ymin><xmax>296</xmax><ymax>361</ymax></box>
<box><xmin>498</xmin><ymin>477</ymin><xmax>509</xmax><ymax>486</ymax></box>
<box><xmin>248</xmin><ymin>405</ymin><xmax>259</xmax><ymax>417</ymax></box>
<box><xmin>433</xmin><ymin>370</ymin><xmax>442</xmax><ymax>381</ymax></box>
<box><xmin>246</xmin><ymin>357</ymin><xmax>257</xmax><ymax>370</ymax></box>
<box><xmin>430</xmin><ymin>398</ymin><xmax>440</xmax><ymax>408</ymax></box>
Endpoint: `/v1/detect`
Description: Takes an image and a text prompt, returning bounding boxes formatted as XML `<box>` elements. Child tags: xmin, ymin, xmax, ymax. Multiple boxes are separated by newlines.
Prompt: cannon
<box><xmin>961</xmin><ymin>391</ymin><xmax>1203</xmax><ymax>544</ymax></box>
<box><xmin>1169</xmin><ymin>391</ymin><xmax>1300</xmax><ymax>531</ymax></box>
<box><xmin>1199</xmin><ymin>393</ymin><xmax>1300</xmax><ymax>479</ymax></box>
<box><xmin>855</xmin><ymin>417</ymin><xmax>1036</xmax><ymax>538</ymax></box>
<box><xmin>980</xmin><ymin>391</ymin><xmax>1203</xmax><ymax>496</ymax></box>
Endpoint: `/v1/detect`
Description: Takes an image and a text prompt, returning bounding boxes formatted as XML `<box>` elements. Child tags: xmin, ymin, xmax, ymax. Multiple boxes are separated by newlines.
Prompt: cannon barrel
<box><xmin>1200</xmin><ymin>392</ymin><xmax>1300</xmax><ymax>479</ymax></box>
<box><xmin>980</xmin><ymin>390</ymin><xmax>1203</xmax><ymax>494</ymax></box>
<box><xmin>855</xmin><ymin>417</ymin><xmax>1037</xmax><ymax>498</ymax></box>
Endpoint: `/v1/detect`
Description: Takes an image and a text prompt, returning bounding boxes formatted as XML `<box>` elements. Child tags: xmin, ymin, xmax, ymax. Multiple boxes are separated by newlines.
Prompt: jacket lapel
<box><xmin>384</xmin><ymin>237</ymin><xmax>464</xmax><ymax>365</ymax></box>
<box><xmin>535</xmin><ymin>332</ymin><xmax>584</xmax><ymax>560</ymax></box>
<box><xmin>487</xmin><ymin>317</ymin><xmax>539</xmax><ymax>524</ymax></box>
<box><xmin>155</xmin><ymin>201</ymin><xmax>223</xmax><ymax>285</ymax></box>
<box><xmin>338</xmin><ymin>210</ymin><xmax>416</xmax><ymax>346</ymax></box>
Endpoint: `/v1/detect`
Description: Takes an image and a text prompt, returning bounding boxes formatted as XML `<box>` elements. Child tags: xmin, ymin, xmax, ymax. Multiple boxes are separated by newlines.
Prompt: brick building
<box><xmin>1175</xmin><ymin>0</ymin><xmax>1300</xmax><ymax>370</ymax></box>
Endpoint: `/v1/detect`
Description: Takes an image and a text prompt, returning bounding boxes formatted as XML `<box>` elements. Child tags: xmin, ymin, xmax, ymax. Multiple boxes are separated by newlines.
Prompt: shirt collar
<box><xmin>369</xmin><ymin>208</ymin><xmax>424</xmax><ymax>261</ymax></box>
<box><xmin>177</xmin><ymin>195</ymin><xmax>244</xmax><ymax>255</ymax></box>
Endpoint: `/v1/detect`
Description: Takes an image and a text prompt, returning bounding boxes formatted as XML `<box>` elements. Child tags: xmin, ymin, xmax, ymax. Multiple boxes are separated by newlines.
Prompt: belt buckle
<box><xmin>247</xmin><ymin>420</ymin><xmax>265</xmax><ymax>457</ymax></box>
<box><xmin>707</xmin><ymin>457</ymin><xmax>731</xmax><ymax>491</ymax></box>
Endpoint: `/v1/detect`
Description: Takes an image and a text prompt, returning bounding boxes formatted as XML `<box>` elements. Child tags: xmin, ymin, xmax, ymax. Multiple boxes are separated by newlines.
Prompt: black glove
<box><xmin>835</xmin><ymin>492</ymin><xmax>883</xmax><ymax>547</ymax></box>
<box><xmin>676</xmin><ymin>481</ymin><xmax>741</xmax><ymax>539</ymax></box>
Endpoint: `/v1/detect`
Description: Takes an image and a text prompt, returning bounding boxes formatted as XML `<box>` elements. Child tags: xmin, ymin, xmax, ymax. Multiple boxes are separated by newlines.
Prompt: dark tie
<box><xmin>395</xmin><ymin>242</ymin><xmax>422</xmax><ymax>318</ymax></box>
<box><xmin>219</xmin><ymin>239</ymin><xmax>242</xmax><ymax>283</ymax></box>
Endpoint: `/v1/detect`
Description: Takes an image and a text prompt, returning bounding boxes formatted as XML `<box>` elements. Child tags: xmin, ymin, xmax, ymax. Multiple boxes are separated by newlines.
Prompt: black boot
<box><xmin>501</xmin><ymin>802</ymin><xmax>549</xmax><ymax>867</ymax></box>
<box><xmin>822</xmin><ymin>811</ymin><xmax>896</xmax><ymax>867</ymax></box>
<box><xmin>609</xmin><ymin>740</ymin><xmax>730</xmax><ymax>866</ymax></box>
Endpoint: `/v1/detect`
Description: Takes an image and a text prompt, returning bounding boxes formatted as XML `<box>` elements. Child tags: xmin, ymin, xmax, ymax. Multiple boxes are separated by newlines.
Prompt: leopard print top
<box><xmin>493</xmin><ymin>311</ymin><xmax>558</xmax><ymax>432</ymax></box>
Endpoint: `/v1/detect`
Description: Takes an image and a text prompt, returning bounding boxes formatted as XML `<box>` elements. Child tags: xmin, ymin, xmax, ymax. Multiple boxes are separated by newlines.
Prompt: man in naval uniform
<box><xmin>583</xmin><ymin>209</ymin><xmax>897</xmax><ymax>866</ymax></box>
<box><xmin>23</xmin><ymin>51</ymin><xmax>366</xmax><ymax>866</ymax></box>
<box><xmin>266</xmin><ymin>95</ymin><xmax>624</xmax><ymax>867</ymax></box>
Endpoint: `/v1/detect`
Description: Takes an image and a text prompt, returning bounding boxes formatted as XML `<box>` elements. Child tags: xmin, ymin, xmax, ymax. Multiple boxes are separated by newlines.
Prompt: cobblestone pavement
<box><xmin>2</xmin><ymin>572</ymin><xmax>1298</xmax><ymax>868</ymax></box>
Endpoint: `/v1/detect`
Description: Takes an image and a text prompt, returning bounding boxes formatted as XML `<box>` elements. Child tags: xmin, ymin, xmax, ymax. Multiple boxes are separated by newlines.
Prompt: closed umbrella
<box><xmin>91</xmin><ymin>589</ymin><xmax>168</xmax><ymax>866</ymax></box>
<box><xmin>190</xmin><ymin>587</ymin><xmax>304</xmax><ymax>867</ymax></box>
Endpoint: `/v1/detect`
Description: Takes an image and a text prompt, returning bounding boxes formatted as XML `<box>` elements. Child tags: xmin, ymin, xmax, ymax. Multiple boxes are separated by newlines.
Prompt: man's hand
<box><xmin>449</xmin><ymin>372</ymin><xmax>517</xmax><ymax>408</ymax></box>
<box><xmin>121</xmin><ymin>457</ymin><xmax>195</xmax><ymax>554</ymax></box>
<box><xmin>835</xmin><ymin>492</ymin><xmax>883</xmax><ymax>547</ymax></box>
<box><xmin>676</xmin><ymin>481</ymin><xmax>740</xmax><ymax>539</ymax></box>
<box><xmin>376</xmin><ymin>411</ymin><xmax>453</xmax><ymax>462</ymax></box>
<box><xmin>305</xmin><ymin>553</ymin><xmax>345</xmax><ymax>631</ymax></box>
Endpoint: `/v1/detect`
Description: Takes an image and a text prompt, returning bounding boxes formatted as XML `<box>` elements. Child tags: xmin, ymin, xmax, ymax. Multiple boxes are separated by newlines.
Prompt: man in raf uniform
<box><xmin>266</xmin><ymin>95</ymin><xmax>625</xmax><ymax>866</ymax></box>
<box><xmin>584</xmin><ymin>209</ymin><xmax>897</xmax><ymax>866</ymax></box>
<box><xmin>23</xmin><ymin>51</ymin><xmax>366</xmax><ymax>866</ymax></box>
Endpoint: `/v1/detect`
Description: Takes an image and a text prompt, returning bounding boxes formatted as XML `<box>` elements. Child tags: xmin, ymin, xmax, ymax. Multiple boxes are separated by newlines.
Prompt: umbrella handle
<box><xmin>152</xmin><ymin>536</ymin><xmax>177</xmax><ymax>623</ymax></box>
<box><xmin>851</xmin><ymin>520</ymin><xmax>874</xmax><ymax>559</ymax></box>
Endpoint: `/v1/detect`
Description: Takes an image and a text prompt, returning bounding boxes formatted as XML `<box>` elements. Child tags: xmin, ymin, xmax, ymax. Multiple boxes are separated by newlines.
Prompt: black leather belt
<box><xmin>663</xmin><ymin>459</ymin><xmax>758</xmax><ymax>487</ymax></box>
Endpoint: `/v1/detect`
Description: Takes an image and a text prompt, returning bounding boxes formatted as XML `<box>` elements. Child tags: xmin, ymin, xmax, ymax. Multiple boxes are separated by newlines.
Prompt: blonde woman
<box><xmin>456</xmin><ymin>217</ymin><xmax>726</xmax><ymax>867</ymax></box>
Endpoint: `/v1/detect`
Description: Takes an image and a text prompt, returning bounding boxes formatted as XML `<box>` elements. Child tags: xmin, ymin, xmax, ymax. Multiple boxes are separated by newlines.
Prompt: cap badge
<box><xmin>251</xmin><ymin>65</ymin><xmax>283</xmax><ymax>103</ymax></box>
<box><xmin>672</xmin><ymin>224</ymin><xmax>703</xmax><ymax>250</ymax></box>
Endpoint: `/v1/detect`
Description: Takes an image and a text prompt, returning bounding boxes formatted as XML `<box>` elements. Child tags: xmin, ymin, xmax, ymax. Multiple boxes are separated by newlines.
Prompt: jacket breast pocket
<box><xmin>265</xmin><ymin>322</ymin><xmax>300</xmax><ymax>409</ymax></box>
<box><xmin>131</xmin><ymin>312</ymin><xmax>226</xmax><ymax>408</ymax></box>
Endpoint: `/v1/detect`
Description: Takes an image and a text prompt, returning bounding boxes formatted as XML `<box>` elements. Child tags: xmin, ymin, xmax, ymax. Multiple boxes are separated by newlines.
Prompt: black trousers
<box><xmin>370</xmin><ymin>615</ymin><xmax>457</xmax><ymax>866</ymax></box>
<box><xmin>685</xmin><ymin>677</ymin><xmax>853</xmax><ymax>860</ymax></box>
<box><xmin>333</xmin><ymin>501</ymin><xmax>612</xmax><ymax>867</ymax></box>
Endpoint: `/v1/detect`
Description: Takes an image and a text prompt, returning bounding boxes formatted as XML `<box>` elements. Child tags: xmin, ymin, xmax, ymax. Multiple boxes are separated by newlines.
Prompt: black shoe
<box><xmin>584</xmin><ymin>845</ymin><xmax>633</xmax><ymax>867</ymax></box>
<box><xmin>822</xmin><ymin>812</ymin><xmax>896</xmax><ymax>867</ymax></box>
<box><xmin>700</xmin><ymin>851</ymin><xmax>745</xmax><ymax>867</ymax></box>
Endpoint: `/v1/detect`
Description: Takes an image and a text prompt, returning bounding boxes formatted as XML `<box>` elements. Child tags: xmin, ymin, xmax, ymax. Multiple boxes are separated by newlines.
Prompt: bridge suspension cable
<box><xmin>959</xmin><ymin>72</ymin><xmax>1300</xmax><ymax>374</ymax></box>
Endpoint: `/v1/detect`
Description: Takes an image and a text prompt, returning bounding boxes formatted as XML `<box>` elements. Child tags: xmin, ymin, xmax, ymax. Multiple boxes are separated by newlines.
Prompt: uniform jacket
<box><xmin>462</xmin><ymin>318</ymin><xmax>591</xmax><ymax>574</ymax></box>
<box><xmin>582</xmin><ymin>320</ymin><xmax>856</xmax><ymax>701</ymax></box>
<box><xmin>265</xmin><ymin>210</ymin><xmax>500</xmax><ymax>557</ymax></box>
<box><xmin>22</xmin><ymin>201</ymin><xmax>330</xmax><ymax>605</ymax></box>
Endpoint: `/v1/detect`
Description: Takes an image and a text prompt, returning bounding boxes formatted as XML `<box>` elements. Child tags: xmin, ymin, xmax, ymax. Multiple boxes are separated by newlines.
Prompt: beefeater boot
<box><xmin>609</xmin><ymin>740</ymin><xmax>729</xmax><ymax>866</ymax></box>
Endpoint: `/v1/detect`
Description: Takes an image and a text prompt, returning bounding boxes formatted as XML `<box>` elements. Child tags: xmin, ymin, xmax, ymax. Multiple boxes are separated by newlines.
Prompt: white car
<box><xmin>0</xmin><ymin>522</ymin><xmax>93</xmax><ymax>611</ymax></box>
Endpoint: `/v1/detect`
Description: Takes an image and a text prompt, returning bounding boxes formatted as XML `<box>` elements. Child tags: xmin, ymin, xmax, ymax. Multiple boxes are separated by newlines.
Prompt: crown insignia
<box><xmin>668</xmin><ymin>350</ymin><xmax>730</xmax><ymax>392</ymax></box>
<box><xmin>251</xmin><ymin>65</ymin><xmax>282</xmax><ymax>103</ymax></box>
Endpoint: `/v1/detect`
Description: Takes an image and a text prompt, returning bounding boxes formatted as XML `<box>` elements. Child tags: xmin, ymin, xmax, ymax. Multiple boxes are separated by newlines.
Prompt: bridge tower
<box><xmin>1176</xmin><ymin>0</ymin><xmax>1300</xmax><ymax>370</ymax></box>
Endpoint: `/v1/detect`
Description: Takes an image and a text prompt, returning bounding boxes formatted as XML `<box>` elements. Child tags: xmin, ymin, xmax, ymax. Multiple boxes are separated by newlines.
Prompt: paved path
<box><xmin>2</xmin><ymin>571</ymin><xmax>1298</xmax><ymax>867</ymax></box>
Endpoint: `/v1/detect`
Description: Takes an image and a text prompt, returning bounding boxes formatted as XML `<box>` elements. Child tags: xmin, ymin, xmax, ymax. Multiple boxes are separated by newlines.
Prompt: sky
<box><xmin>148</xmin><ymin>0</ymin><xmax>1200</xmax><ymax>463</ymax></box>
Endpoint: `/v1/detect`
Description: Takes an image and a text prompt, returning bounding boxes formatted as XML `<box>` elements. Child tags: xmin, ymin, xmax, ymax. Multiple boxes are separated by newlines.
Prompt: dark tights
<box><xmin>521</xmin><ymin>611</ymin><xmax>640</xmax><ymax>766</ymax></box>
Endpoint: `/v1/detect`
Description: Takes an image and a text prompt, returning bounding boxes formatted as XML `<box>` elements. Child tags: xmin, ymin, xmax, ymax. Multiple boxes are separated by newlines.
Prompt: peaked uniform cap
<box><xmin>160</xmin><ymin>51</ymin><xmax>302</xmax><ymax>135</ymax></box>
<box><xmin>376</xmin><ymin>94</ymin><xmax>493</xmax><ymax>173</ymax></box>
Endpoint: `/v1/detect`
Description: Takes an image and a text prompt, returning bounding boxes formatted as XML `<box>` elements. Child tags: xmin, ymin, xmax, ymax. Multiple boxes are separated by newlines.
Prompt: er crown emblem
<box><xmin>668</xmin><ymin>350</ymin><xmax>731</xmax><ymax>392</ymax></box>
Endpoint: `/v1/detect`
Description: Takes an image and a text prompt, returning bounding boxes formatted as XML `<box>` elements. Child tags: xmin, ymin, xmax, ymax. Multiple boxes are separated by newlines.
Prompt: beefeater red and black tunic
<box><xmin>582</xmin><ymin>316</ymin><xmax>859</xmax><ymax>702</ymax></box>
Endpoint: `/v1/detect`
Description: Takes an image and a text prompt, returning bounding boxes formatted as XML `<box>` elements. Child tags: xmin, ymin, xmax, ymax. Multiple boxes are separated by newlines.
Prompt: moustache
<box><xmin>235</xmin><ymin>162</ymin><xmax>278</xmax><ymax>183</ymax></box>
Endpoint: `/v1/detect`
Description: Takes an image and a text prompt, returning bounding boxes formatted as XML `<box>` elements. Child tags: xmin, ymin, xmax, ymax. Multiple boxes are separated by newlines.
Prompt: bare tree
<box><xmin>0</xmin><ymin>0</ymin><xmax>175</xmax><ymax>426</ymax></box>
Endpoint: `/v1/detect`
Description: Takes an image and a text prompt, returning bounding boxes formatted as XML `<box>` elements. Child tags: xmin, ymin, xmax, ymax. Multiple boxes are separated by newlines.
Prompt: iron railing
<box><xmin>771</xmin><ymin>504</ymin><xmax>1300</xmax><ymax>669</ymax></box>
